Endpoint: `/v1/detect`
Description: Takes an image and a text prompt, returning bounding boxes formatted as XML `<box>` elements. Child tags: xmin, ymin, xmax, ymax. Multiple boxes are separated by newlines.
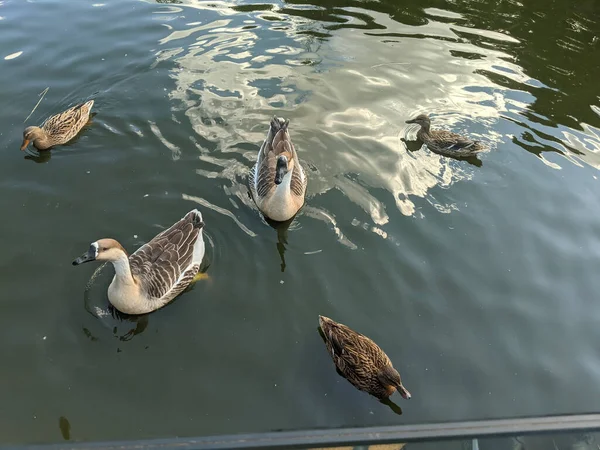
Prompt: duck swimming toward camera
<box><xmin>405</xmin><ymin>114</ymin><xmax>486</xmax><ymax>158</ymax></box>
<box><xmin>21</xmin><ymin>100</ymin><xmax>94</xmax><ymax>151</ymax></box>
<box><xmin>319</xmin><ymin>315</ymin><xmax>411</xmax><ymax>401</ymax></box>
<box><xmin>72</xmin><ymin>209</ymin><xmax>206</xmax><ymax>315</ymax></box>
<box><xmin>250</xmin><ymin>117</ymin><xmax>307</xmax><ymax>222</ymax></box>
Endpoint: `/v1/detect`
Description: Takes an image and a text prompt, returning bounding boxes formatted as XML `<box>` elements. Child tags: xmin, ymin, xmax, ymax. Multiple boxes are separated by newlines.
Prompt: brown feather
<box><xmin>407</xmin><ymin>114</ymin><xmax>486</xmax><ymax>158</ymax></box>
<box><xmin>25</xmin><ymin>100</ymin><xmax>94</xmax><ymax>150</ymax></box>
<box><xmin>319</xmin><ymin>315</ymin><xmax>410</xmax><ymax>400</ymax></box>
<box><xmin>129</xmin><ymin>210</ymin><xmax>204</xmax><ymax>304</ymax></box>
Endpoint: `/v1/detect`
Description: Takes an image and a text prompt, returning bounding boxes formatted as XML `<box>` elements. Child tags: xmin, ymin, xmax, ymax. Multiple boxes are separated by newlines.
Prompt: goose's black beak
<box><xmin>275</xmin><ymin>155</ymin><xmax>288</xmax><ymax>185</ymax></box>
<box><xmin>72</xmin><ymin>246</ymin><xmax>97</xmax><ymax>266</ymax></box>
<box><xmin>405</xmin><ymin>119</ymin><xmax>416</xmax><ymax>124</ymax></box>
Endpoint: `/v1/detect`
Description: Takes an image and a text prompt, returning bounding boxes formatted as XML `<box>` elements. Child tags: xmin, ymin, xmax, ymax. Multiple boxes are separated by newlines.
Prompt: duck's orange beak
<box><xmin>20</xmin><ymin>139</ymin><xmax>30</xmax><ymax>151</ymax></box>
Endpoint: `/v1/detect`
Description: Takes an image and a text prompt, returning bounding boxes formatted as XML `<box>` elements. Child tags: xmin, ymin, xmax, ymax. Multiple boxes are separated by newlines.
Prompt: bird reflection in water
<box><xmin>110</xmin><ymin>306</ymin><xmax>150</xmax><ymax>342</ymax></box>
<box><xmin>24</xmin><ymin>150</ymin><xmax>52</xmax><ymax>164</ymax></box>
<box><xmin>264</xmin><ymin>215</ymin><xmax>296</xmax><ymax>273</ymax></box>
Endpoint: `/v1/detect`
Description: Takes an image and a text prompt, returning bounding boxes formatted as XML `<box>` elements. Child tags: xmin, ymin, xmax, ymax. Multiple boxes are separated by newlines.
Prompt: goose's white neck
<box><xmin>271</xmin><ymin>170</ymin><xmax>294</xmax><ymax>203</ymax></box>
<box><xmin>264</xmin><ymin>170</ymin><xmax>298</xmax><ymax>221</ymax></box>
<box><xmin>110</xmin><ymin>251</ymin><xmax>134</xmax><ymax>283</ymax></box>
<box><xmin>275</xmin><ymin>169</ymin><xmax>293</xmax><ymax>192</ymax></box>
<box><xmin>107</xmin><ymin>251</ymin><xmax>144</xmax><ymax>314</ymax></box>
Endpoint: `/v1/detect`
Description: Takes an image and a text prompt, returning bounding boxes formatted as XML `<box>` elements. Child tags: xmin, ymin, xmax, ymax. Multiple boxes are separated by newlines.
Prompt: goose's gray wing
<box><xmin>289</xmin><ymin>144</ymin><xmax>307</xmax><ymax>197</ymax></box>
<box><xmin>253</xmin><ymin>152</ymin><xmax>277</xmax><ymax>198</ymax></box>
<box><xmin>129</xmin><ymin>211</ymin><xmax>203</xmax><ymax>300</ymax></box>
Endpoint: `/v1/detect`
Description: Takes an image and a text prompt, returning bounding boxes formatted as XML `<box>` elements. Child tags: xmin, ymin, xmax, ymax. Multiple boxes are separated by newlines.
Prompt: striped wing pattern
<box><xmin>250</xmin><ymin>117</ymin><xmax>307</xmax><ymax>200</ymax></box>
<box><xmin>420</xmin><ymin>128</ymin><xmax>484</xmax><ymax>157</ymax></box>
<box><xmin>320</xmin><ymin>317</ymin><xmax>393</xmax><ymax>399</ymax></box>
<box><xmin>253</xmin><ymin>151</ymin><xmax>276</xmax><ymax>198</ymax></box>
<box><xmin>42</xmin><ymin>100</ymin><xmax>94</xmax><ymax>146</ymax></box>
<box><xmin>290</xmin><ymin>161</ymin><xmax>307</xmax><ymax>197</ymax></box>
<box><xmin>129</xmin><ymin>210</ymin><xmax>202</xmax><ymax>304</ymax></box>
<box><xmin>156</xmin><ymin>264</ymin><xmax>200</xmax><ymax>305</ymax></box>
<box><xmin>429</xmin><ymin>130</ymin><xmax>475</xmax><ymax>150</ymax></box>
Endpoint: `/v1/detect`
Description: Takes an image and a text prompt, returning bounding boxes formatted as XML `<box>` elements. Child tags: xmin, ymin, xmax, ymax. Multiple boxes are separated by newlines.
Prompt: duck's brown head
<box><xmin>405</xmin><ymin>114</ymin><xmax>431</xmax><ymax>129</ymax></box>
<box><xmin>21</xmin><ymin>126</ymin><xmax>43</xmax><ymax>151</ymax></box>
<box><xmin>379</xmin><ymin>365</ymin><xmax>412</xmax><ymax>400</ymax></box>
<box><xmin>72</xmin><ymin>239</ymin><xmax>127</xmax><ymax>265</ymax></box>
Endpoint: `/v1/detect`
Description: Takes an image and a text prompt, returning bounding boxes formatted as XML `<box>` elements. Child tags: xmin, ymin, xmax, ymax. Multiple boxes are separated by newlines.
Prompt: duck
<box><xmin>318</xmin><ymin>315</ymin><xmax>411</xmax><ymax>401</ymax></box>
<box><xmin>21</xmin><ymin>100</ymin><xmax>94</xmax><ymax>151</ymax></box>
<box><xmin>405</xmin><ymin>114</ymin><xmax>486</xmax><ymax>158</ymax></box>
<box><xmin>72</xmin><ymin>209</ymin><xmax>206</xmax><ymax>315</ymax></box>
<box><xmin>250</xmin><ymin>117</ymin><xmax>307</xmax><ymax>222</ymax></box>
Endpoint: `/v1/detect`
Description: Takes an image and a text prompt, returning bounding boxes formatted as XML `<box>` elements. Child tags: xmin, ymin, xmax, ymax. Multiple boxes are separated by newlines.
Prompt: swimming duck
<box><xmin>72</xmin><ymin>209</ymin><xmax>205</xmax><ymax>315</ymax></box>
<box><xmin>405</xmin><ymin>114</ymin><xmax>486</xmax><ymax>158</ymax></box>
<box><xmin>21</xmin><ymin>100</ymin><xmax>94</xmax><ymax>151</ymax></box>
<box><xmin>319</xmin><ymin>315</ymin><xmax>411</xmax><ymax>401</ymax></box>
<box><xmin>250</xmin><ymin>117</ymin><xmax>307</xmax><ymax>222</ymax></box>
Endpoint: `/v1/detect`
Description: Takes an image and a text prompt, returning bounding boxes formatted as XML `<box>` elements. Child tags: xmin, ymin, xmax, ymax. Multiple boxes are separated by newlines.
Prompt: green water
<box><xmin>1</xmin><ymin>0</ymin><xmax>600</xmax><ymax>444</ymax></box>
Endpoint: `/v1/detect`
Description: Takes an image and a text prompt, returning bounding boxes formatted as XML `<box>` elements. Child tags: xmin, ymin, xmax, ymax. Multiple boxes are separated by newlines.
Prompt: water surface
<box><xmin>1</xmin><ymin>0</ymin><xmax>600</xmax><ymax>444</ymax></box>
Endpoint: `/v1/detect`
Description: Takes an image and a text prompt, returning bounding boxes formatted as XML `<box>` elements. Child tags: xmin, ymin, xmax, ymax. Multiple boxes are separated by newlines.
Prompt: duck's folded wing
<box><xmin>432</xmin><ymin>130</ymin><xmax>477</xmax><ymax>151</ymax></box>
<box><xmin>43</xmin><ymin>102</ymin><xmax>91</xmax><ymax>133</ymax></box>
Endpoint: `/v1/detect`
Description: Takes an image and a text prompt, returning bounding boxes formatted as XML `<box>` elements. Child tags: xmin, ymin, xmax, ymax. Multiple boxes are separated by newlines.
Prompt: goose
<box><xmin>319</xmin><ymin>315</ymin><xmax>411</xmax><ymax>401</ymax></box>
<box><xmin>72</xmin><ymin>209</ymin><xmax>206</xmax><ymax>315</ymax></box>
<box><xmin>21</xmin><ymin>100</ymin><xmax>94</xmax><ymax>151</ymax></box>
<box><xmin>405</xmin><ymin>114</ymin><xmax>486</xmax><ymax>158</ymax></box>
<box><xmin>250</xmin><ymin>117</ymin><xmax>307</xmax><ymax>222</ymax></box>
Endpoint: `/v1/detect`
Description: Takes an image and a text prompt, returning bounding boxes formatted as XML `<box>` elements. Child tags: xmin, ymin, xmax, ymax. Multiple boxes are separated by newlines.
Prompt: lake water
<box><xmin>1</xmin><ymin>0</ymin><xmax>600</xmax><ymax>445</ymax></box>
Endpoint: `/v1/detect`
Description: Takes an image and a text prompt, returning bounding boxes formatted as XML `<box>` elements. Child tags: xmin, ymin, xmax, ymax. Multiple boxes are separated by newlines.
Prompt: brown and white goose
<box><xmin>250</xmin><ymin>117</ymin><xmax>307</xmax><ymax>222</ymax></box>
<box><xmin>72</xmin><ymin>209</ymin><xmax>206</xmax><ymax>315</ymax></box>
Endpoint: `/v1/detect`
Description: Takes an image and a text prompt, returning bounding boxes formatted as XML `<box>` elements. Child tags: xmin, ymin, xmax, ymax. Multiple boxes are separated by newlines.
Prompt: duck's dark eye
<box><xmin>101</xmin><ymin>247</ymin><xmax>107</xmax><ymax>251</ymax></box>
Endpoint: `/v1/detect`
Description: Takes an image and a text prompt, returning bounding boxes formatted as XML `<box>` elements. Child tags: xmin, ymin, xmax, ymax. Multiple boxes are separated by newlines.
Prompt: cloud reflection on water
<box><xmin>150</xmin><ymin>0</ymin><xmax>600</xmax><ymax>230</ymax></box>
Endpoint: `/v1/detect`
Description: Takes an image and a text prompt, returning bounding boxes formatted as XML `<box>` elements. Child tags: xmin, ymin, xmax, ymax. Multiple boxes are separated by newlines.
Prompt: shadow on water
<box><xmin>24</xmin><ymin>150</ymin><xmax>52</xmax><ymax>164</ymax></box>
<box><xmin>58</xmin><ymin>416</ymin><xmax>71</xmax><ymax>441</ymax></box>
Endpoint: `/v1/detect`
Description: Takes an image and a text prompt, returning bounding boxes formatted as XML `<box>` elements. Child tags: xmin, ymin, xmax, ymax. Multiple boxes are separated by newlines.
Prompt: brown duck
<box><xmin>319</xmin><ymin>315</ymin><xmax>411</xmax><ymax>401</ymax></box>
<box><xmin>405</xmin><ymin>114</ymin><xmax>486</xmax><ymax>158</ymax></box>
<box><xmin>21</xmin><ymin>100</ymin><xmax>94</xmax><ymax>151</ymax></box>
